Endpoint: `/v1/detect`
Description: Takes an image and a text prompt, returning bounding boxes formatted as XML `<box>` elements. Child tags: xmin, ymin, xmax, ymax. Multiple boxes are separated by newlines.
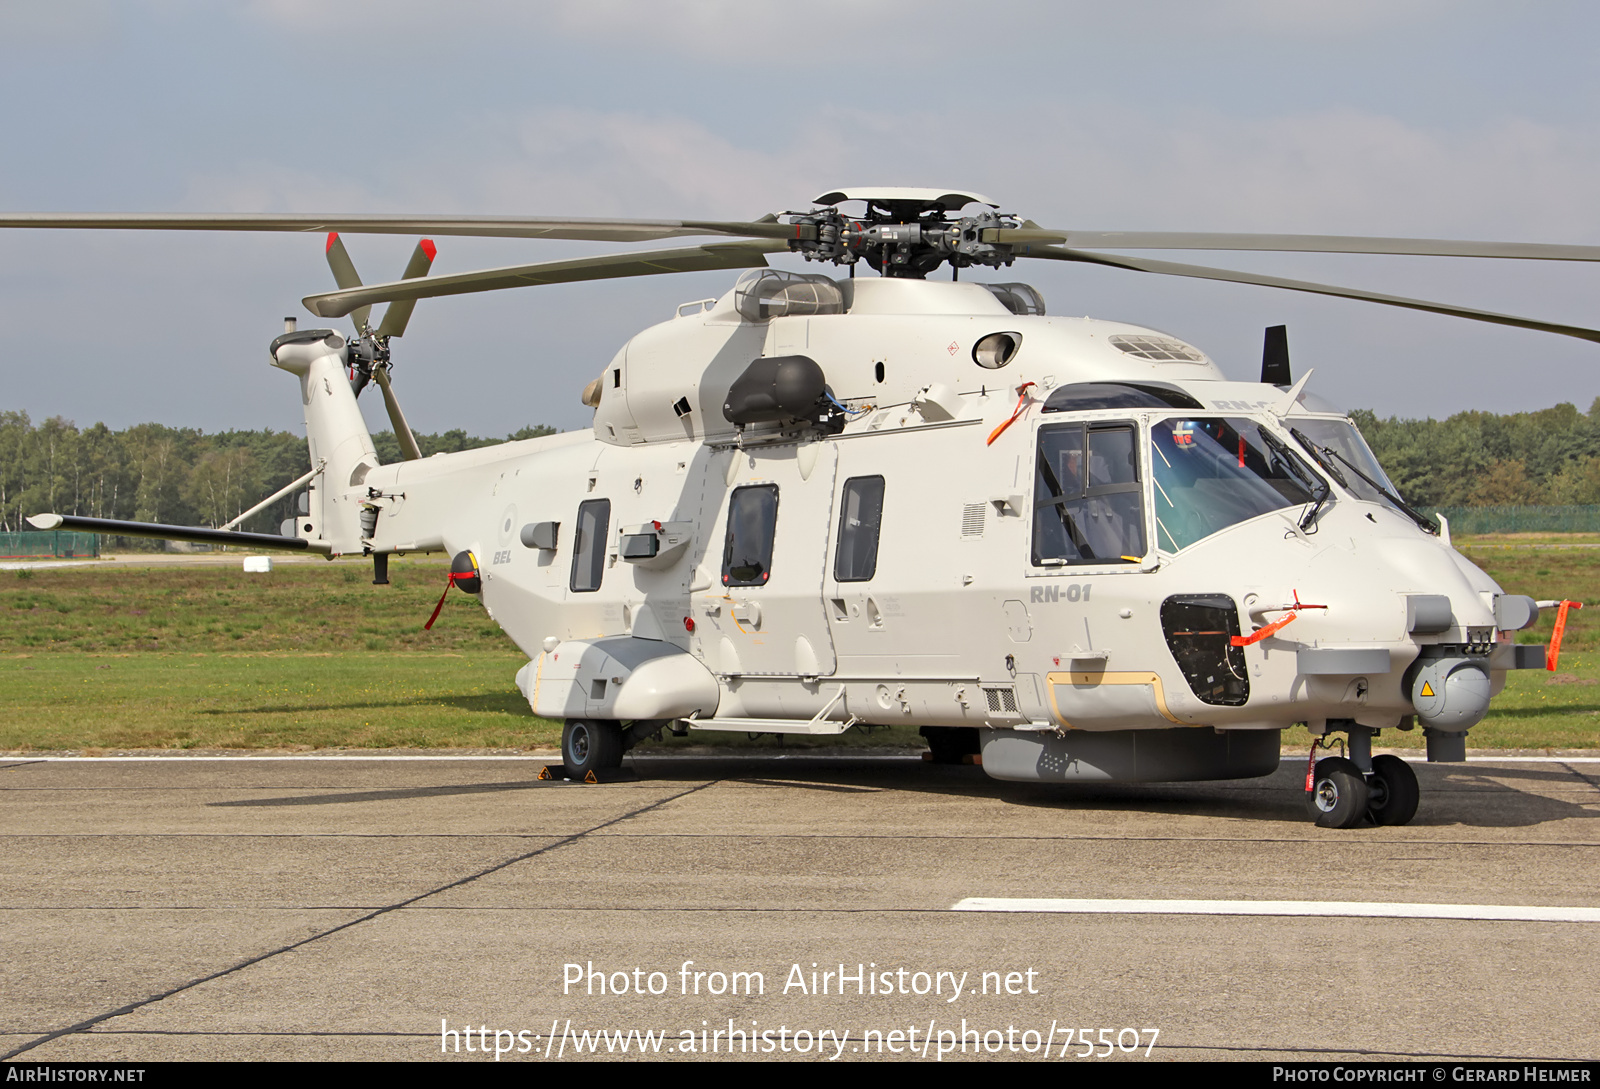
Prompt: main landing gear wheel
<box><xmin>562</xmin><ymin>719</ymin><xmax>623</xmax><ymax>776</ymax></box>
<box><xmin>1365</xmin><ymin>753</ymin><xmax>1420</xmax><ymax>827</ymax></box>
<box><xmin>1305</xmin><ymin>756</ymin><xmax>1370</xmax><ymax>829</ymax></box>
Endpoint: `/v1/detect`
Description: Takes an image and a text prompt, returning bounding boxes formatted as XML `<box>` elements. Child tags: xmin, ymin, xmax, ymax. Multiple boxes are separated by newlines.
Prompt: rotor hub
<box><xmin>786</xmin><ymin>192</ymin><xmax>1020</xmax><ymax>279</ymax></box>
<box><xmin>343</xmin><ymin>333</ymin><xmax>389</xmax><ymax>397</ymax></box>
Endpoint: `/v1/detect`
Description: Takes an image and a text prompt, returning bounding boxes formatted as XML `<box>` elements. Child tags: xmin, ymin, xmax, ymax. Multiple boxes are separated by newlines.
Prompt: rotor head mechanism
<box><xmin>787</xmin><ymin>188</ymin><xmax>1019</xmax><ymax>278</ymax></box>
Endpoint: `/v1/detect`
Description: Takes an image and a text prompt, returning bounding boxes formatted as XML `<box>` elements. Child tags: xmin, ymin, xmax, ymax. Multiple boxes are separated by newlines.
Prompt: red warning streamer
<box><xmin>424</xmin><ymin>570</ymin><xmax>476</xmax><ymax>630</ymax></box>
<box><xmin>1231</xmin><ymin>612</ymin><xmax>1297</xmax><ymax>647</ymax></box>
<box><xmin>1304</xmin><ymin>736</ymin><xmax>1325</xmax><ymax>793</ymax></box>
<box><xmin>1546</xmin><ymin>599</ymin><xmax>1584</xmax><ymax>671</ymax></box>
<box><xmin>1231</xmin><ymin>589</ymin><xmax>1327</xmax><ymax>647</ymax></box>
<box><xmin>986</xmin><ymin>382</ymin><xmax>1037</xmax><ymax>446</ymax></box>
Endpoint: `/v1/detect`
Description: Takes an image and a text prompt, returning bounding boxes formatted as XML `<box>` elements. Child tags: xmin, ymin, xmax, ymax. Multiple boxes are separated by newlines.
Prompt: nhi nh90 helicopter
<box><xmin>10</xmin><ymin>187</ymin><xmax>1597</xmax><ymax>829</ymax></box>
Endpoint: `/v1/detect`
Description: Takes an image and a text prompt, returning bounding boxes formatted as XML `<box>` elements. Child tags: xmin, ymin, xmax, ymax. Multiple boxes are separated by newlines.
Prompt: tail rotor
<box><xmin>324</xmin><ymin>233</ymin><xmax>435</xmax><ymax>460</ymax></box>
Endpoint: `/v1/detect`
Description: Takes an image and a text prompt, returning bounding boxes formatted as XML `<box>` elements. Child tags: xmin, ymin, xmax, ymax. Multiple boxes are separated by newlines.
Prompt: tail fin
<box><xmin>270</xmin><ymin>328</ymin><xmax>378</xmax><ymax>556</ymax></box>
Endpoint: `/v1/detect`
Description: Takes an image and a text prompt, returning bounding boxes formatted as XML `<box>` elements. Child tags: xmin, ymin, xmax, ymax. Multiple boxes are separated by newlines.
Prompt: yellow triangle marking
<box><xmin>1420</xmin><ymin>681</ymin><xmax>1435</xmax><ymax>697</ymax></box>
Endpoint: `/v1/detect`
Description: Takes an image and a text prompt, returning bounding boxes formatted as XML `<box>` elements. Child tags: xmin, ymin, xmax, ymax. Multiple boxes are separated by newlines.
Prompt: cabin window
<box><xmin>722</xmin><ymin>484</ymin><xmax>779</xmax><ymax>587</ymax></box>
<box><xmin>835</xmin><ymin>476</ymin><xmax>885</xmax><ymax>582</ymax></box>
<box><xmin>569</xmin><ymin>498</ymin><xmax>610</xmax><ymax>592</ymax></box>
<box><xmin>1032</xmin><ymin>423</ymin><xmax>1145</xmax><ymax>566</ymax></box>
<box><xmin>1150</xmin><ymin>417</ymin><xmax>1321</xmax><ymax>552</ymax></box>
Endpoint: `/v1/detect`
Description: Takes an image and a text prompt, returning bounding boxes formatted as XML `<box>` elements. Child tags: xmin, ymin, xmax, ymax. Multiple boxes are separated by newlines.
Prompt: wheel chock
<box><xmin>538</xmin><ymin>764</ymin><xmax>637</xmax><ymax>783</ymax></box>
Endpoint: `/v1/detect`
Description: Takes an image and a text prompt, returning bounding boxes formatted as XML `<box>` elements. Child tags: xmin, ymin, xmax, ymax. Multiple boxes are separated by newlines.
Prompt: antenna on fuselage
<box><xmin>1261</xmin><ymin>324</ymin><xmax>1291</xmax><ymax>386</ymax></box>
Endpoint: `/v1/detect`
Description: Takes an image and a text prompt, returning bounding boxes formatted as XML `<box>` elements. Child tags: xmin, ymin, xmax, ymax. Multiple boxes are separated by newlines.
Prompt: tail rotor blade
<box><xmin>398</xmin><ymin>238</ymin><xmax>437</xmax><ymax>281</ymax></box>
<box><xmin>324</xmin><ymin>232</ymin><xmax>372</xmax><ymax>333</ymax></box>
<box><xmin>373</xmin><ymin>365</ymin><xmax>423</xmax><ymax>461</ymax></box>
<box><xmin>374</xmin><ymin>238</ymin><xmax>437</xmax><ymax>339</ymax></box>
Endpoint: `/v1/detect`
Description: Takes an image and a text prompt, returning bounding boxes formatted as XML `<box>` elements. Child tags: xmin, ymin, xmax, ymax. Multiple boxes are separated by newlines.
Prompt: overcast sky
<box><xmin>4</xmin><ymin>0</ymin><xmax>1600</xmax><ymax>438</ymax></box>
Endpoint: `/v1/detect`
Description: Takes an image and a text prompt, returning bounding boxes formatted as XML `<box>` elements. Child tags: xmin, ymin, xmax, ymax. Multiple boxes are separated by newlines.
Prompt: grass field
<box><xmin>0</xmin><ymin>556</ymin><xmax>922</xmax><ymax>754</ymax></box>
<box><xmin>2</xmin><ymin>539</ymin><xmax>1598</xmax><ymax>753</ymax></box>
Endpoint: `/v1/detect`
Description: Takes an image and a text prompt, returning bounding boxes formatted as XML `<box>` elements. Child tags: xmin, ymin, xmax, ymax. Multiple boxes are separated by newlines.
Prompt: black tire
<box><xmin>1366</xmin><ymin>754</ymin><xmax>1420</xmax><ymax>827</ymax></box>
<box><xmin>1304</xmin><ymin>756</ymin><xmax>1370</xmax><ymax>829</ymax></box>
<box><xmin>562</xmin><ymin>719</ymin><xmax>622</xmax><ymax>775</ymax></box>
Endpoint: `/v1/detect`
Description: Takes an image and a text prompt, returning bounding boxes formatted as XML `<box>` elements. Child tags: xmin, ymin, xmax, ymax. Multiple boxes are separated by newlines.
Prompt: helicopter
<box><xmin>11</xmin><ymin>186</ymin><xmax>1597</xmax><ymax>829</ymax></box>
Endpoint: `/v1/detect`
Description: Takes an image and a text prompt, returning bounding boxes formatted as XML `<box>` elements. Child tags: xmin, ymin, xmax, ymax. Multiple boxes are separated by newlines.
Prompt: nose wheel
<box><xmin>1304</xmin><ymin>749</ymin><xmax>1420</xmax><ymax>828</ymax></box>
<box><xmin>1364</xmin><ymin>753</ymin><xmax>1419</xmax><ymax>826</ymax></box>
<box><xmin>1305</xmin><ymin>757</ymin><xmax>1370</xmax><ymax>828</ymax></box>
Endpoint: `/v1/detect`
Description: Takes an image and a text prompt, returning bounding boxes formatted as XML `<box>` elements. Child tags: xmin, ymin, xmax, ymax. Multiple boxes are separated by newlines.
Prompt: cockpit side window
<box><xmin>1032</xmin><ymin>423</ymin><xmax>1145</xmax><ymax>566</ymax></box>
<box><xmin>722</xmin><ymin>484</ymin><xmax>779</xmax><ymax>587</ymax></box>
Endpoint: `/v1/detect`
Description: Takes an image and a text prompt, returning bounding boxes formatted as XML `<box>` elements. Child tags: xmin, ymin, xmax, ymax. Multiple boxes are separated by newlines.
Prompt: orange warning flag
<box><xmin>1547</xmin><ymin>600</ymin><xmax>1584</xmax><ymax>671</ymax></box>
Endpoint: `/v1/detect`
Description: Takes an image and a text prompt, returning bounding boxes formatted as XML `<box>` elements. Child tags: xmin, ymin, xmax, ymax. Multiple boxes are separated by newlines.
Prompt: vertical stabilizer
<box><xmin>269</xmin><ymin>328</ymin><xmax>379</xmax><ymax>556</ymax></box>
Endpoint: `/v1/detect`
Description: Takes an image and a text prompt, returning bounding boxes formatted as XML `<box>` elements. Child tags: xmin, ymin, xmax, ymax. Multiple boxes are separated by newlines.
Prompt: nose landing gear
<box><xmin>1305</xmin><ymin>756</ymin><xmax>1369</xmax><ymax>828</ymax></box>
<box><xmin>1365</xmin><ymin>753</ymin><xmax>1420</xmax><ymax>826</ymax></box>
<box><xmin>1304</xmin><ymin>725</ymin><xmax>1420</xmax><ymax>828</ymax></box>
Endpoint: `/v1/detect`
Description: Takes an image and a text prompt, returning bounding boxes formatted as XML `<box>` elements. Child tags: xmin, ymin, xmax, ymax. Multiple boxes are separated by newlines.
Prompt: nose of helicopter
<box><xmin>1285</xmin><ymin>526</ymin><xmax>1494</xmax><ymax>643</ymax></box>
<box><xmin>1287</xmin><ymin>520</ymin><xmax>1511</xmax><ymax>750</ymax></box>
<box><xmin>1173</xmin><ymin>504</ymin><xmax>1526</xmax><ymax>756</ymax></box>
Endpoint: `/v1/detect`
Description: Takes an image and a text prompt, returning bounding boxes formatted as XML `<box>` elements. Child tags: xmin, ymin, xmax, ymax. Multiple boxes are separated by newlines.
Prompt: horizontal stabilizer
<box><xmin>26</xmin><ymin>513</ymin><xmax>332</xmax><ymax>554</ymax></box>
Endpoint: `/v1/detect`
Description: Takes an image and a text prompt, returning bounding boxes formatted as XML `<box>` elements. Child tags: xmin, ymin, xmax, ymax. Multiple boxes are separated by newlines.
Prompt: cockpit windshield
<box><xmin>1151</xmin><ymin>417</ymin><xmax>1322</xmax><ymax>552</ymax></box>
<box><xmin>1290</xmin><ymin>417</ymin><xmax>1436</xmax><ymax>533</ymax></box>
<box><xmin>1289</xmin><ymin>418</ymin><xmax>1398</xmax><ymax>504</ymax></box>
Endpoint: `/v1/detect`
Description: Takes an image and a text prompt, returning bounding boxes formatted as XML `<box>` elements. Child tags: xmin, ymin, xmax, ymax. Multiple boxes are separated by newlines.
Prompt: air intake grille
<box><xmin>962</xmin><ymin>503</ymin><xmax>986</xmax><ymax>538</ymax></box>
<box><xmin>983</xmin><ymin>686</ymin><xmax>1018</xmax><ymax>713</ymax></box>
<box><xmin>1108</xmin><ymin>334</ymin><xmax>1205</xmax><ymax>362</ymax></box>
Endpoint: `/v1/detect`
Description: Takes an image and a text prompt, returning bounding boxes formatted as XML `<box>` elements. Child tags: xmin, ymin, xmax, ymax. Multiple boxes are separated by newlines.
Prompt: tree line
<box><xmin>4</xmin><ymin>398</ymin><xmax>1599</xmax><ymax>541</ymax></box>
<box><xmin>1352</xmin><ymin>398</ymin><xmax>1600</xmax><ymax>508</ymax></box>
<box><xmin>0</xmin><ymin>412</ymin><xmax>555</xmax><ymax>541</ymax></box>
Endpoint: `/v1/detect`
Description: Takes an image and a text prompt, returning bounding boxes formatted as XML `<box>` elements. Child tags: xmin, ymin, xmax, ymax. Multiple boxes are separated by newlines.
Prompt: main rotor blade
<box><xmin>302</xmin><ymin>240</ymin><xmax>784</xmax><ymax>318</ymax></box>
<box><xmin>323</xmin><ymin>232</ymin><xmax>370</xmax><ymax>332</ymax></box>
<box><xmin>1028</xmin><ymin>246</ymin><xmax>1600</xmax><ymax>345</ymax></box>
<box><xmin>11</xmin><ymin>211</ymin><xmax>1599</xmax><ymax>259</ymax></box>
<box><xmin>993</xmin><ymin>229</ymin><xmax>1600</xmax><ymax>263</ymax></box>
<box><xmin>373</xmin><ymin>239</ymin><xmax>438</xmax><ymax>339</ymax></box>
<box><xmin>0</xmin><ymin>212</ymin><xmax>809</xmax><ymax>243</ymax></box>
<box><xmin>372</xmin><ymin>367</ymin><xmax>422</xmax><ymax>461</ymax></box>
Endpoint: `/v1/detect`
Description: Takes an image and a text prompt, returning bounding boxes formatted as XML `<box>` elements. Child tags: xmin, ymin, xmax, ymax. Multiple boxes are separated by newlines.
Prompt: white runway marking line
<box><xmin>952</xmin><ymin>898</ymin><xmax>1600</xmax><ymax>922</ymax></box>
